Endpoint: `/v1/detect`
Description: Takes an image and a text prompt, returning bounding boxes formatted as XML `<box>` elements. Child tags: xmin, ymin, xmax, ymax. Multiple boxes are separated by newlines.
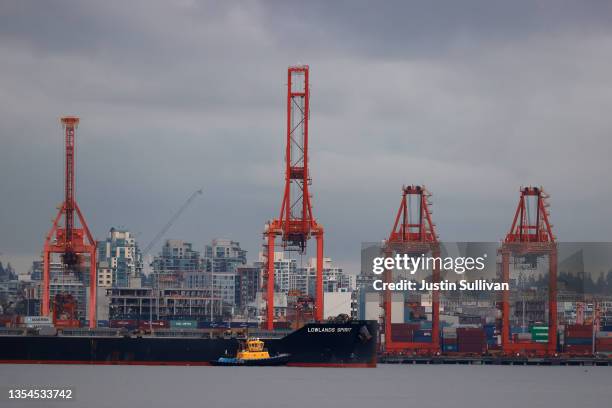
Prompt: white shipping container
<box><xmin>24</xmin><ymin>316</ymin><xmax>53</xmax><ymax>326</ymax></box>
<box><xmin>517</xmin><ymin>333</ymin><xmax>532</xmax><ymax>340</ymax></box>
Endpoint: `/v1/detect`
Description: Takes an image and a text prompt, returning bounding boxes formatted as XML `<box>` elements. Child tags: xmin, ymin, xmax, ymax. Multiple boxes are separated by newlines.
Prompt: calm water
<box><xmin>2</xmin><ymin>364</ymin><xmax>611</xmax><ymax>408</ymax></box>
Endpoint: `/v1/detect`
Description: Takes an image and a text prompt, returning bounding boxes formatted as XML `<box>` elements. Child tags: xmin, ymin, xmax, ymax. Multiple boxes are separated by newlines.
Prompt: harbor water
<box><xmin>2</xmin><ymin>364</ymin><xmax>611</xmax><ymax>408</ymax></box>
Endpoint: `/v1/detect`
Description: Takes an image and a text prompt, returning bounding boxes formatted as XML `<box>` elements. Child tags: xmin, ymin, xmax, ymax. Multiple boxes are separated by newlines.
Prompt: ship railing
<box><xmin>247</xmin><ymin>329</ymin><xmax>292</xmax><ymax>339</ymax></box>
<box><xmin>150</xmin><ymin>329</ymin><xmax>207</xmax><ymax>338</ymax></box>
<box><xmin>58</xmin><ymin>328</ymin><xmax>122</xmax><ymax>337</ymax></box>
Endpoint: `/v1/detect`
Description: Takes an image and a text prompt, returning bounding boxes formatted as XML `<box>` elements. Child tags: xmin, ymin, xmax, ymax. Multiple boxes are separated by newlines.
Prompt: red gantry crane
<box><xmin>500</xmin><ymin>186</ymin><xmax>557</xmax><ymax>356</ymax></box>
<box><xmin>42</xmin><ymin>117</ymin><xmax>97</xmax><ymax>328</ymax></box>
<box><xmin>263</xmin><ymin>66</ymin><xmax>324</xmax><ymax>330</ymax></box>
<box><xmin>383</xmin><ymin>185</ymin><xmax>440</xmax><ymax>354</ymax></box>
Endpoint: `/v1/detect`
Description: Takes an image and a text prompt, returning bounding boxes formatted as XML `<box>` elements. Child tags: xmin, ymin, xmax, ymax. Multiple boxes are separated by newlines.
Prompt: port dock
<box><xmin>379</xmin><ymin>355</ymin><xmax>612</xmax><ymax>366</ymax></box>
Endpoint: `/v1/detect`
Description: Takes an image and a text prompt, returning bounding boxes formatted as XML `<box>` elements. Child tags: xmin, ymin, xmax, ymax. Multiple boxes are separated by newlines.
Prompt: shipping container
<box><xmin>24</xmin><ymin>316</ymin><xmax>53</xmax><ymax>325</ymax></box>
<box><xmin>442</xmin><ymin>344</ymin><xmax>457</xmax><ymax>352</ymax></box>
<box><xmin>515</xmin><ymin>332</ymin><xmax>532</xmax><ymax>341</ymax></box>
<box><xmin>390</xmin><ymin>323</ymin><xmax>415</xmax><ymax>342</ymax></box>
<box><xmin>139</xmin><ymin>320</ymin><xmax>169</xmax><ymax>330</ymax></box>
<box><xmin>565</xmin><ymin>337</ymin><xmax>592</xmax><ymax>346</ymax></box>
<box><xmin>595</xmin><ymin>340</ymin><xmax>612</xmax><ymax>352</ymax></box>
<box><xmin>563</xmin><ymin>344</ymin><xmax>592</xmax><ymax>354</ymax></box>
<box><xmin>565</xmin><ymin>324</ymin><xmax>593</xmax><ymax>337</ymax></box>
<box><xmin>198</xmin><ymin>321</ymin><xmax>227</xmax><ymax>329</ymax></box>
<box><xmin>458</xmin><ymin>315</ymin><xmax>482</xmax><ymax>325</ymax></box>
<box><xmin>420</xmin><ymin>321</ymin><xmax>432</xmax><ymax>330</ymax></box>
<box><xmin>170</xmin><ymin>320</ymin><xmax>198</xmax><ymax>329</ymax></box>
<box><xmin>55</xmin><ymin>319</ymin><xmax>80</xmax><ymax>328</ymax></box>
<box><xmin>442</xmin><ymin>328</ymin><xmax>457</xmax><ymax>338</ymax></box>
<box><xmin>109</xmin><ymin>319</ymin><xmax>138</xmax><ymax>330</ymax></box>
<box><xmin>457</xmin><ymin>343</ymin><xmax>486</xmax><ymax>353</ymax></box>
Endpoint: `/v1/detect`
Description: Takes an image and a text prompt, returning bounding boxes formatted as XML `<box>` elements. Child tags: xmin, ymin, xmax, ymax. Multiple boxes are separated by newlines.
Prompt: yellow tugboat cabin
<box><xmin>236</xmin><ymin>338</ymin><xmax>270</xmax><ymax>360</ymax></box>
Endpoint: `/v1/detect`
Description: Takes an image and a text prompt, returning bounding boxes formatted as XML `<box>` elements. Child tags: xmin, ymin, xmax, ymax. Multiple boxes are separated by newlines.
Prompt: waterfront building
<box><xmin>151</xmin><ymin>240</ymin><xmax>203</xmax><ymax>289</ymax></box>
<box><xmin>235</xmin><ymin>266</ymin><xmax>261</xmax><ymax>312</ymax></box>
<box><xmin>203</xmin><ymin>239</ymin><xmax>247</xmax><ymax>273</ymax></box>
<box><xmin>106</xmin><ymin>287</ymin><xmax>222</xmax><ymax>321</ymax></box>
<box><xmin>97</xmin><ymin>228</ymin><xmax>143</xmax><ymax>288</ymax></box>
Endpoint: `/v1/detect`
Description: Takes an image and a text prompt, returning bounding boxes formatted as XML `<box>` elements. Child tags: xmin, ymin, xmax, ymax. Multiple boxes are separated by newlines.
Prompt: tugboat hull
<box><xmin>210</xmin><ymin>353</ymin><xmax>290</xmax><ymax>366</ymax></box>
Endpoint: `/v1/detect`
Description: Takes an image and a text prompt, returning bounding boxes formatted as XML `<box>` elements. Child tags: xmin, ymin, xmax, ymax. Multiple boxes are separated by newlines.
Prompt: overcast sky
<box><xmin>1</xmin><ymin>1</ymin><xmax>612</xmax><ymax>274</ymax></box>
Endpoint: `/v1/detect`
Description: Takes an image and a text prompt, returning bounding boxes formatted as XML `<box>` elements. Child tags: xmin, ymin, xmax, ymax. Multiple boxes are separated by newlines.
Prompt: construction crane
<box><xmin>141</xmin><ymin>188</ymin><xmax>204</xmax><ymax>256</ymax></box>
<box><xmin>500</xmin><ymin>186</ymin><xmax>557</xmax><ymax>356</ymax></box>
<box><xmin>263</xmin><ymin>65</ymin><xmax>325</xmax><ymax>330</ymax></box>
<box><xmin>382</xmin><ymin>185</ymin><xmax>440</xmax><ymax>354</ymax></box>
<box><xmin>43</xmin><ymin>117</ymin><xmax>97</xmax><ymax>328</ymax></box>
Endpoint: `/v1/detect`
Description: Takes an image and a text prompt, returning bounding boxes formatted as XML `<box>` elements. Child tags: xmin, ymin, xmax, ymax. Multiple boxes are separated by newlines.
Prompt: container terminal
<box><xmin>0</xmin><ymin>65</ymin><xmax>611</xmax><ymax>367</ymax></box>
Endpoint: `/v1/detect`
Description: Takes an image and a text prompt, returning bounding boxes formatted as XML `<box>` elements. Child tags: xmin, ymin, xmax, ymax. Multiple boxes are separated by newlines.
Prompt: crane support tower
<box><xmin>500</xmin><ymin>186</ymin><xmax>557</xmax><ymax>356</ymax></box>
<box><xmin>42</xmin><ymin>117</ymin><xmax>97</xmax><ymax>328</ymax></box>
<box><xmin>383</xmin><ymin>185</ymin><xmax>440</xmax><ymax>354</ymax></box>
<box><xmin>263</xmin><ymin>66</ymin><xmax>324</xmax><ymax>330</ymax></box>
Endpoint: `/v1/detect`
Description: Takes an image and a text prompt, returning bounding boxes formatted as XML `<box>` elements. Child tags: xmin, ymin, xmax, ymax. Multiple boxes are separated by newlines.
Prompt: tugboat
<box><xmin>210</xmin><ymin>338</ymin><xmax>290</xmax><ymax>366</ymax></box>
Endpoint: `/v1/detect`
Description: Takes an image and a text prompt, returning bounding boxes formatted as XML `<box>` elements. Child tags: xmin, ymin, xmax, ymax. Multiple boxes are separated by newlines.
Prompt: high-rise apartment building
<box><xmin>97</xmin><ymin>228</ymin><xmax>143</xmax><ymax>288</ymax></box>
<box><xmin>203</xmin><ymin>239</ymin><xmax>247</xmax><ymax>272</ymax></box>
<box><xmin>151</xmin><ymin>240</ymin><xmax>203</xmax><ymax>289</ymax></box>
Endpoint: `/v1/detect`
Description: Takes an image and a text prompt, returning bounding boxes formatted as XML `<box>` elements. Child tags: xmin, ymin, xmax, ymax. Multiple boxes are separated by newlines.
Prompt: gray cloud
<box><xmin>1</xmin><ymin>1</ymin><xmax>611</xmax><ymax>274</ymax></box>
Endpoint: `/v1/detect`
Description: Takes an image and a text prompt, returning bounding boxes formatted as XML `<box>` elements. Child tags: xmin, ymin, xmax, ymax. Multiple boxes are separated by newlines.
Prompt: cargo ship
<box><xmin>0</xmin><ymin>320</ymin><xmax>377</xmax><ymax>368</ymax></box>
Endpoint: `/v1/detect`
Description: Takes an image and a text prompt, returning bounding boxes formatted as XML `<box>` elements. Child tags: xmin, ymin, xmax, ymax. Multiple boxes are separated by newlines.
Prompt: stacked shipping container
<box><xmin>564</xmin><ymin>324</ymin><xmax>593</xmax><ymax>354</ymax></box>
<box><xmin>595</xmin><ymin>331</ymin><xmax>612</xmax><ymax>356</ymax></box>
<box><xmin>390</xmin><ymin>323</ymin><xmax>419</xmax><ymax>342</ymax></box>
<box><xmin>456</xmin><ymin>327</ymin><xmax>486</xmax><ymax>353</ymax></box>
<box><xmin>442</xmin><ymin>327</ymin><xmax>457</xmax><ymax>352</ymax></box>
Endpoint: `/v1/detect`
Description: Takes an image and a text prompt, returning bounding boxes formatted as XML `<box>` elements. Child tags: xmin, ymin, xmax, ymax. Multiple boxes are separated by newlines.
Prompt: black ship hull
<box><xmin>0</xmin><ymin>321</ymin><xmax>377</xmax><ymax>368</ymax></box>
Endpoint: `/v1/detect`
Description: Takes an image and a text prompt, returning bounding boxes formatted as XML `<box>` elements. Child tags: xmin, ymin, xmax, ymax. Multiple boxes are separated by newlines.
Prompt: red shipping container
<box><xmin>457</xmin><ymin>328</ymin><xmax>485</xmax><ymax>350</ymax></box>
<box><xmin>457</xmin><ymin>328</ymin><xmax>485</xmax><ymax>337</ymax></box>
<box><xmin>110</xmin><ymin>319</ymin><xmax>138</xmax><ymax>329</ymax></box>
<box><xmin>138</xmin><ymin>320</ymin><xmax>169</xmax><ymax>330</ymax></box>
<box><xmin>55</xmin><ymin>319</ymin><xmax>80</xmax><ymax>328</ymax></box>
<box><xmin>565</xmin><ymin>324</ymin><xmax>593</xmax><ymax>337</ymax></box>
<box><xmin>564</xmin><ymin>344</ymin><xmax>593</xmax><ymax>354</ymax></box>
<box><xmin>390</xmin><ymin>324</ymin><xmax>414</xmax><ymax>342</ymax></box>
<box><xmin>458</xmin><ymin>344</ymin><xmax>486</xmax><ymax>353</ymax></box>
<box><xmin>391</xmin><ymin>334</ymin><xmax>413</xmax><ymax>342</ymax></box>
<box><xmin>596</xmin><ymin>339</ymin><xmax>612</xmax><ymax>352</ymax></box>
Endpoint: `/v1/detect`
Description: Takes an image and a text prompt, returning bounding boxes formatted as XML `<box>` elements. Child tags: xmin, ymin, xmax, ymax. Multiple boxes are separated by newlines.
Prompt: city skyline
<box><xmin>2</xmin><ymin>1</ymin><xmax>612</xmax><ymax>275</ymax></box>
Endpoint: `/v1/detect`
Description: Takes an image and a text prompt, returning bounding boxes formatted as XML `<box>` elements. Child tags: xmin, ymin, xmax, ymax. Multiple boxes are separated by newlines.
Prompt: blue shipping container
<box><xmin>565</xmin><ymin>337</ymin><xmax>592</xmax><ymax>346</ymax></box>
<box><xmin>420</xmin><ymin>321</ymin><xmax>432</xmax><ymax>329</ymax></box>
<box><xmin>443</xmin><ymin>344</ymin><xmax>458</xmax><ymax>352</ymax></box>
